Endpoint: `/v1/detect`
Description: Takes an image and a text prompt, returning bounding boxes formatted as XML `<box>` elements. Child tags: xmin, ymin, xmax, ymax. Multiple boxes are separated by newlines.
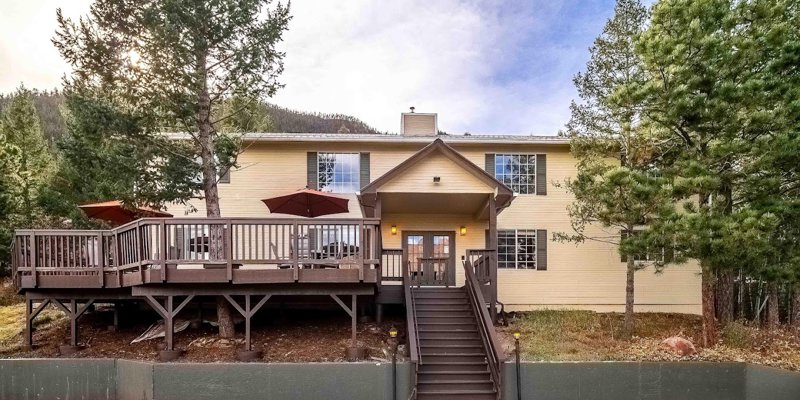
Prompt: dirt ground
<box><xmin>498</xmin><ymin>310</ymin><xmax>800</xmax><ymax>371</ymax></box>
<box><xmin>0</xmin><ymin>278</ymin><xmax>407</xmax><ymax>362</ymax></box>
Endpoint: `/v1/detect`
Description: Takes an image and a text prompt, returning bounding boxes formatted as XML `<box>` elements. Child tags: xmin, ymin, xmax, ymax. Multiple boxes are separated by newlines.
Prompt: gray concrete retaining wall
<box><xmin>0</xmin><ymin>359</ymin><xmax>116</xmax><ymax>400</ymax></box>
<box><xmin>0</xmin><ymin>359</ymin><xmax>797</xmax><ymax>400</ymax></box>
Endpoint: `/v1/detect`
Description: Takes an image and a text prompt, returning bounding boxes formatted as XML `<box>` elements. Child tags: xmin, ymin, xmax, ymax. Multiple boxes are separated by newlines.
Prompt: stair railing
<box><xmin>463</xmin><ymin>257</ymin><xmax>505</xmax><ymax>396</ymax></box>
<box><xmin>403</xmin><ymin>258</ymin><xmax>420</xmax><ymax>399</ymax></box>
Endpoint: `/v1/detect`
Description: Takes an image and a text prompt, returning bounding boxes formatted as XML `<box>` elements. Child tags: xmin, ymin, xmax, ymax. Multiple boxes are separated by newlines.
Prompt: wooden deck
<box><xmin>11</xmin><ymin>218</ymin><xmax>382</xmax><ymax>290</ymax></box>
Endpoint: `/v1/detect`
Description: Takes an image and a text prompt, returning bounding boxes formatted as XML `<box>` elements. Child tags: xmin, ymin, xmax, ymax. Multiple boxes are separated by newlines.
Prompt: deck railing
<box><xmin>380</xmin><ymin>249</ymin><xmax>403</xmax><ymax>282</ymax></box>
<box><xmin>466</xmin><ymin>249</ymin><xmax>497</xmax><ymax>309</ymax></box>
<box><xmin>13</xmin><ymin>218</ymin><xmax>381</xmax><ymax>289</ymax></box>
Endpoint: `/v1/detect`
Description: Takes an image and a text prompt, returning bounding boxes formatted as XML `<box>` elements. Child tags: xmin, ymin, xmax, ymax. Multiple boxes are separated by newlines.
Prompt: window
<box><xmin>318</xmin><ymin>153</ymin><xmax>360</xmax><ymax>193</ymax></box>
<box><xmin>497</xmin><ymin>229</ymin><xmax>537</xmax><ymax>269</ymax></box>
<box><xmin>495</xmin><ymin>154</ymin><xmax>536</xmax><ymax>194</ymax></box>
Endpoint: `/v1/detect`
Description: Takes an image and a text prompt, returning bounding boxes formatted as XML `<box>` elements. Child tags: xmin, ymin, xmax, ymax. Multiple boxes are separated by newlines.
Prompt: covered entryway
<box><xmin>403</xmin><ymin>231</ymin><xmax>455</xmax><ymax>286</ymax></box>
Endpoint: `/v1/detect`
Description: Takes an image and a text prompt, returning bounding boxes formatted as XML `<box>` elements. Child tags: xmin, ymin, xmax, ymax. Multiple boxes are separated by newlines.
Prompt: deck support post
<box><xmin>375</xmin><ymin>303</ymin><xmax>383</xmax><ymax>324</ymax></box>
<box><xmin>51</xmin><ymin>298</ymin><xmax>94</xmax><ymax>354</ymax></box>
<box><xmin>222</xmin><ymin>294</ymin><xmax>271</xmax><ymax>361</ymax></box>
<box><xmin>24</xmin><ymin>297</ymin><xmax>51</xmax><ymax>349</ymax></box>
<box><xmin>143</xmin><ymin>294</ymin><xmax>194</xmax><ymax>361</ymax></box>
<box><xmin>331</xmin><ymin>294</ymin><xmax>365</xmax><ymax>360</ymax></box>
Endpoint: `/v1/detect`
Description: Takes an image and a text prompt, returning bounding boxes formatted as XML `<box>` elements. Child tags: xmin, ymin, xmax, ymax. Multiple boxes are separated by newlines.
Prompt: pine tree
<box><xmin>633</xmin><ymin>0</ymin><xmax>800</xmax><ymax>341</ymax></box>
<box><xmin>0</xmin><ymin>85</ymin><xmax>55</xmax><ymax>227</ymax></box>
<box><xmin>54</xmin><ymin>0</ymin><xmax>291</xmax><ymax>338</ymax></box>
<box><xmin>558</xmin><ymin>0</ymin><xmax>671</xmax><ymax>339</ymax></box>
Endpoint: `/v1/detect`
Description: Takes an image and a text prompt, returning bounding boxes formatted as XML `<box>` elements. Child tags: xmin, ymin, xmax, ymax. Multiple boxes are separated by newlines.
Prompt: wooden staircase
<box><xmin>411</xmin><ymin>287</ymin><xmax>500</xmax><ymax>400</ymax></box>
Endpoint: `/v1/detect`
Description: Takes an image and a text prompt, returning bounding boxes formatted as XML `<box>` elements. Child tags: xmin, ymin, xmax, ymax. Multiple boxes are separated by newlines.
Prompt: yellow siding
<box><xmin>379</xmin><ymin>153</ymin><xmax>494</xmax><ymax>194</ymax></box>
<box><xmin>166</xmin><ymin>139</ymin><xmax>702</xmax><ymax>314</ymax></box>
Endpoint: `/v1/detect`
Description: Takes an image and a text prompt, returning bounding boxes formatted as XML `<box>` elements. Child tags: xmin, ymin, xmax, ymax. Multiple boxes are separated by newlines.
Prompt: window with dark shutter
<box><xmin>536</xmin><ymin>154</ymin><xmax>547</xmax><ymax>195</ymax></box>
<box><xmin>360</xmin><ymin>152</ymin><xmax>370</xmax><ymax>188</ymax></box>
<box><xmin>536</xmin><ymin>229</ymin><xmax>547</xmax><ymax>270</ymax></box>
<box><xmin>307</xmin><ymin>152</ymin><xmax>318</xmax><ymax>189</ymax></box>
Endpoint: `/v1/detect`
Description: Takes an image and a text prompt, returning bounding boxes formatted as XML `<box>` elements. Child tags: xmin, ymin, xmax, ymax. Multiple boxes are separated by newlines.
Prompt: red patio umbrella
<box><xmin>261</xmin><ymin>189</ymin><xmax>349</xmax><ymax>218</ymax></box>
<box><xmin>79</xmin><ymin>200</ymin><xmax>173</xmax><ymax>226</ymax></box>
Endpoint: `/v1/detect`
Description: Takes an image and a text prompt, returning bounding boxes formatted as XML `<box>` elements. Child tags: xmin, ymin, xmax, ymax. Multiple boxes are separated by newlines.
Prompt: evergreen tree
<box><xmin>632</xmin><ymin>0</ymin><xmax>800</xmax><ymax>341</ymax></box>
<box><xmin>0</xmin><ymin>85</ymin><xmax>55</xmax><ymax>227</ymax></box>
<box><xmin>558</xmin><ymin>0</ymin><xmax>671</xmax><ymax>339</ymax></box>
<box><xmin>53</xmin><ymin>0</ymin><xmax>291</xmax><ymax>338</ymax></box>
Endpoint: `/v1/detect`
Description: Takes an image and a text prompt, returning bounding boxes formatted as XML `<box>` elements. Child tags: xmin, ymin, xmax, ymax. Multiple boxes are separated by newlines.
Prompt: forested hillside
<box><xmin>0</xmin><ymin>91</ymin><xmax>380</xmax><ymax>141</ymax></box>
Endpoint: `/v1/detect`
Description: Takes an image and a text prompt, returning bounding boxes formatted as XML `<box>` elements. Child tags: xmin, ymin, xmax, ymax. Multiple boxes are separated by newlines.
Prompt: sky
<box><xmin>0</xmin><ymin>0</ymin><xmax>619</xmax><ymax>135</ymax></box>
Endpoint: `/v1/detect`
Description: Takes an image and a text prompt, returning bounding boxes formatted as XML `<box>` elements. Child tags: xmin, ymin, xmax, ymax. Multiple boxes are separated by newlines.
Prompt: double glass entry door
<box><xmin>403</xmin><ymin>231</ymin><xmax>455</xmax><ymax>286</ymax></box>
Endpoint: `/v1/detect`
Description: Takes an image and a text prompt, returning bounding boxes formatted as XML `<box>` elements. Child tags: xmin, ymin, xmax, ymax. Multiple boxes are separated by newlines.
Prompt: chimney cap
<box><xmin>409</xmin><ymin>106</ymin><xmax>415</xmax><ymax>113</ymax></box>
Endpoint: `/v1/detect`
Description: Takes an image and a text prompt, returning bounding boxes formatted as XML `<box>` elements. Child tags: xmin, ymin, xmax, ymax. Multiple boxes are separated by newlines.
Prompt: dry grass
<box><xmin>499</xmin><ymin>310</ymin><xmax>800</xmax><ymax>371</ymax></box>
<box><xmin>0</xmin><ymin>278</ymin><xmax>67</xmax><ymax>353</ymax></box>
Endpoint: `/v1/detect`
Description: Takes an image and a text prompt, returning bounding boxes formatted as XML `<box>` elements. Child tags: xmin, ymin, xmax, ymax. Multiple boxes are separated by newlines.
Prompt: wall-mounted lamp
<box><xmin>460</xmin><ymin>226</ymin><xmax>467</xmax><ymax>236</ymax></box>
<box><xmin>391</xmin><ymin>225</ymin><xmax>398</xmax><ymax>235</ymax></box>
<box><xmin>433</xmin><ymin>176</ymin><xmax>441</xmax><ymax>183</ymax></box>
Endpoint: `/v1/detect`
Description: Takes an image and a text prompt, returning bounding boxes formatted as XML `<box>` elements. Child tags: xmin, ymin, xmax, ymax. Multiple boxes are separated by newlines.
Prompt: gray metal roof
<box><xmin>164</xmin><ymin>132</ymin><xmax>570</xmax><ymax>145</ymax></box>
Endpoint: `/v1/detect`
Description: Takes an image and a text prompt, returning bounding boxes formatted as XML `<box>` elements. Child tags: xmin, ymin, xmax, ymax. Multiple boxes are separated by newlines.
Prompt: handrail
<box><xmin>463</xmin><ymin>257</ymin><xmax>504</xmax><ymax>394</ymax></box>
<box><xmin>403</xmin><ymin>262</ymin><xmax>420</xmax><ymax>363</ymax></box>
<box><xmin>402</xmin><ymin>256</ymin><xmax>420</xmax><ymax>399</ymax></box>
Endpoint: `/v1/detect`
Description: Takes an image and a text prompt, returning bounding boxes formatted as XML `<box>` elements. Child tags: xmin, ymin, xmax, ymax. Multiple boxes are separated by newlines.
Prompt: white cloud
<box><xmin>0</xmin><ymin>0</ymin><xmax>608</xmax><ymax>135</ymax></box>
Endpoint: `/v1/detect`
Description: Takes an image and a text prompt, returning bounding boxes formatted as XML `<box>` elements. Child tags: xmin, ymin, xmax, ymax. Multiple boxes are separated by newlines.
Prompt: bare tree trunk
<box><xmin>716</xmin><ymin>269</ymin><xmax>735</xmax><ymax>326</ymax></box>
<box><xmin>792</xmin><ymin>285</ymin><xmax>800</xmax><ymax>329</ymax></box>
<box><xmin>767</xmin><ymin>282</ymin><xmax>779</xmax><ymax>330</ymax></box>
<box><xmin>701</xmin><ymin>268</ymin><xmax>719</xmax><ymax>347</ymax></box>
<box><xmin>196</xmin><ymin>49</ymin><xmax>235</xmax><ymax>339</ymax></box>
<box><xmin>622</xmin><ymin>257</ymin><xmax>636</xmax><ymax>339</ymax></box>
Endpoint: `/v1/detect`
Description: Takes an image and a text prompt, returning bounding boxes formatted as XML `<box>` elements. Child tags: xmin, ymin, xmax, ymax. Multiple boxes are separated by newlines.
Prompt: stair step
<box><xmin>419</xmin><ymin>327</ymin><xmax>479</xmax><ymax>333</ymax></box>
<box><xmin>420</xmin><ymin>344</ymin><xmax>484</xmax><ymax>354</ymax></box>
<box><xmin>413</xmin><ymin>292</ymin><xmax>467</xmax><ymax>299</ymax></box>
<box><xmin>414</xmin><ymin>304</ymin><xmax>472</xmax><ymax>311</ymax></box>
<box><xmin>419</xmin><ymin>361</ymin><xmax>489</xmax><ymax>372</ymax></box>
<box><xmin>417</xmin><ymin>319</ymin><xmax>476</xmax><ymax>327</ymax></box>
<box><xmin>420</xmin><ymin>354</ymin><xmax>488</xmax><ymax>363</ymax></box>
<box><xmin>416</xmin><ymin>311</ymin><xmax>474</xmax><ymax>318</ymax></box>
<box><xmin>414</xmin><ymin>297</ymin><xmax>469</xmax><ymax>306</ymax></box>
<box><xmin>416</xmin><ymin>389</ymin><xmax>497</xmax><ymax>400</ymax></box>
<box><xmin>418</xmin><ymin>322</ymin><xmax>477</xmax><ymax>330</ymax></box>
<box><xmin>420</xmin><ymin>338</ymin><xmax>483</xmax><ymax>347</ymax></box>
<box><xmin>417</xmin><ymin>371</ymin><xmax>492</xmax><ymax>382</ymax></box>
<box><xmin>418</xmin><ymin>380</ymin><xmax>495</xmax><ymax>392</ymax></box>
<box><xmin>418</xmin><ymin>331</ymin><xmax>480</xmax><ymax>340</ymax></box>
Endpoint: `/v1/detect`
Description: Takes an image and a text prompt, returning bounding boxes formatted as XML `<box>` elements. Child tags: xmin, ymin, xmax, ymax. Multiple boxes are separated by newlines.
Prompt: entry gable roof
<box><xmin>358</xmin><ymin>138</ymin><xmax>514</xmax><ymax>214</ymax></box>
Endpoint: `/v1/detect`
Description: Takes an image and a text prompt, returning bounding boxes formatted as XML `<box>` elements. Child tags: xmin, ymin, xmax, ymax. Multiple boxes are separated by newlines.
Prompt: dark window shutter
<box><xmin>218</xmin><ymin>167</ymin><xmax>231</xmax><ymax>184</ymax></box>
<box><xmin>485</xmin><ymin>154</ymin><xmax>495</xmax><ymax>177</ymax></box>
<box><xmin>360</xmin><ymin>152</ymin><xmax>370</xmax><ymax>188</ymax></box>
<box><xmin>307</xmin><ymin>152</ymin><xmax>318</xmax><ymax>190</ymax></box>
<box><xmin>536</xmin><ymin>154</ymin><xmax>547</xmax><ymax>195</ymax></box>
<box><xmin>536</xmin><ymin>229</ymin><xmax>547</xmax><ymax>270</ymax></box>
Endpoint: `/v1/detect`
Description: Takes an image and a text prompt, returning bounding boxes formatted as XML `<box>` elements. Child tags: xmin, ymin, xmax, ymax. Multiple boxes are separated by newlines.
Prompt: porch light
<box><xmin>460</xmin><ymin>226</ymin><xmax>467</xmax><ymax>236</ymax></box>
<box><xmin>433</xmin><ymin>176</ymin><xmax>441</xmax><ymax>183</ymax></box>
<box><xmin>391</xmin><ymin>225</ymin><xmax>398</xmax><ymax>235</ymax></box>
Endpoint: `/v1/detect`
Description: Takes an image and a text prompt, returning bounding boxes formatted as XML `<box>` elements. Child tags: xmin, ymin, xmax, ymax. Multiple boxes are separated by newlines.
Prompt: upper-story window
<box><xmin>495</xmin><ymin>154</ymin><xmax>537</xmax><ymax>194</ymax></box>
<box><xmin>318</xmin><ymin>153</ymin><xmax>360</xmax><ymax>193</ymax></box>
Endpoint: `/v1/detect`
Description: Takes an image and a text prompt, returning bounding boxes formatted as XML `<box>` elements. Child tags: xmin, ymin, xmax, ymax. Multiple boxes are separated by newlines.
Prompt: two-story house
<box><xmin>166</xmin><ymin>111</ymin><xmax>701</xmax><ymax>316</ymax></box>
